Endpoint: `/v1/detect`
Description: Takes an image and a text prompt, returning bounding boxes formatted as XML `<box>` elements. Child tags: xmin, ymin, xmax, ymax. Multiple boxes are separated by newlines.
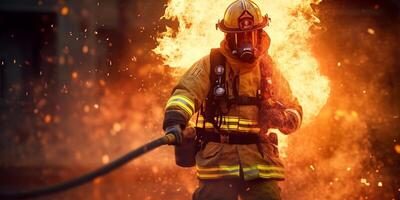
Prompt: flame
<box><xmin>154</xmin><ymin>0</ymin><xmax>330</xmax><ymax>123</ymax></box>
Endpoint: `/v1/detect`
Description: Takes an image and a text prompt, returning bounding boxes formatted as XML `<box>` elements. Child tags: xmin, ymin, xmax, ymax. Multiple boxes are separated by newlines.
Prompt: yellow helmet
<box><xmin>217</xmin><ymin>0</ymin><xmax>270</xmax><ymax>33</ymax></box>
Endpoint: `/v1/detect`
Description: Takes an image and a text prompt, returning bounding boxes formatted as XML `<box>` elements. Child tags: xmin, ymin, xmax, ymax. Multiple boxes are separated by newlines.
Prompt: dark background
<box><xmin>0</xmin><ymin>0</ymin><xmax>399</xmax><ymax>199</ymax></box>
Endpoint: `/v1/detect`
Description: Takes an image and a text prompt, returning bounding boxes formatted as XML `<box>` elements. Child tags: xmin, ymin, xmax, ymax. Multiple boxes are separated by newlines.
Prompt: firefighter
<box><xmin>163</xmin><ymin>0</ymin><xmax>302</xmax><ymax>199</ymax></box>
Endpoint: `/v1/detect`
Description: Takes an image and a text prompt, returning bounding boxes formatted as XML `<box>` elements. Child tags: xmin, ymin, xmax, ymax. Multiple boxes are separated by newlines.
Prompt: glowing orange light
<box><xmin>93</xmin><ymin>178</ymin><xmax>102</xmax><ymax>184</ymax></box>
<box><xmin>99</xmin><ymin>79</ymin><xmax>106</xmax><ymax>87</ymax></box>
<box><xmin>60</xmin><ymin>6</ymin><xmax>69</xmax><ymax>16</ymax></box>
<box><xmin>395</xmin><ymin>144</ymin><xmax>400</xmax><ymax>154</ymax></box>
<box><xmin>82</xmin><ymin>45</ymin><xmax>89</xmax><ymax>54</ymax></box>
<box><xmin>83</xmin><ymin>105</ymin><xmax>91</xmax><ymax>113</ymax></box>
<box><xmin>85</xmin><ymin>81</ymin><xmax>93</xmax><ymax>88</ymax></box>
<box><xmin>367</xmin><ymin>28</ymin><xmax>375</xmax><ymax>35</ymax></box>
<box><xmin>102</xmin><ymin>154</ymin><xmax>110</xmax><ymax>164</ymax></box>
<box><xmin>44</xmin><ymin>114</ymin><xmax>52</xmax><ymax>124</ymax></box>
<box><xmin>112</xmin><ymin>122</ymin><xmax>122</xmax><ymax>133</ymax></box>
<box><xmin>71</xmin><ymin>71</ymin><xmax>78</xmax><ymax>80</ymax></box>
<box><xmin>59</xmin><ymin>56</ymin><xmax>66</xmax><ymax>65</ymax></box>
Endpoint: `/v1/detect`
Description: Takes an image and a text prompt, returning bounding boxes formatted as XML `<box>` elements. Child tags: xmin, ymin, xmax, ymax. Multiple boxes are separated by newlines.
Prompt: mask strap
<box><xmin>234</xmin><ymin>33</ymin><xmax>238</xmax><ymax>47</ymax></box>
<box><xmin>252</xmin><ymin>31</ymin><xmax>255</xmax><ymax>46</ymax></box>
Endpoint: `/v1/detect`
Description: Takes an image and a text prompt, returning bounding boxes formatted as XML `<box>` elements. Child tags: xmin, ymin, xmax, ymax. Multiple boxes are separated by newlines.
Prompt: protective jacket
<box><xmin>163</xmin><ymin>38</ymin><xmax>302</xmax><ymax>181</ymax></box>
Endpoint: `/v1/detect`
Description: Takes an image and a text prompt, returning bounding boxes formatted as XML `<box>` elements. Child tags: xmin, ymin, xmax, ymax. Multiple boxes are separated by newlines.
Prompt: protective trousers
<box><xmin>192</xmin><ymin>178</ymin><xmax>281</xmax><ymax>200</ymax></box>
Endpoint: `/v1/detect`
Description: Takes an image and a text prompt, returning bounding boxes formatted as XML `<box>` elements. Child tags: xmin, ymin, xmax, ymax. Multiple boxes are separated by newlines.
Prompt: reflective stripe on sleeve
<box><xmin>166</xmin><ymin>95</ymin><xmax>195</xmax><ymax>117</ymax></box>
<box><xmin>284</xmin><ymin>108</ymin><xmax>302</xmax><ymax>129</ymax></box>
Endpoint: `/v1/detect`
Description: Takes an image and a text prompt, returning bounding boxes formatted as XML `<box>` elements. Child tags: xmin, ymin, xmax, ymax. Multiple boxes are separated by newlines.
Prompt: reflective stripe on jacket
<box><xmin>195</xmin><ymin>115</ymin><xmax>260</xmax><ymax>133</ymax></box>
<box><xmin>196</xmin><ymin>164</ymin><xmax>285</xmax><ymax>179</ymax></box>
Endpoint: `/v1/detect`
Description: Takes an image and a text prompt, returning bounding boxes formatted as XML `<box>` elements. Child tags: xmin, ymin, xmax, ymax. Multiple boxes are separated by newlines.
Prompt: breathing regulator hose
<box><xmin>0</xmin><ymin>134</ymin><xmax>176</xmax><ymax>199</ymax></box>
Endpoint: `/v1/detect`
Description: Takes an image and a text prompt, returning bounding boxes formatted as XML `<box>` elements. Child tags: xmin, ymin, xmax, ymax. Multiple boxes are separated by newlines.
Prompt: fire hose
<box><xmin>0</xmin><ymin>134</ymin><xmax>176</xmax><ymax>200</ymax></box>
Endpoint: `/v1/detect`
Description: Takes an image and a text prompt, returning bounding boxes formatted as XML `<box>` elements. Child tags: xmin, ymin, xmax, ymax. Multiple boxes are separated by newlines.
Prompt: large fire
<box><xmin>154</xmin><ymin>0</ymin><xmax>331</xmax><ymax>155</ymax></box>
<box><xmin>154</xmin><ymin>0</ymin><xmax>330</xmax><ymax>123</ymax></box>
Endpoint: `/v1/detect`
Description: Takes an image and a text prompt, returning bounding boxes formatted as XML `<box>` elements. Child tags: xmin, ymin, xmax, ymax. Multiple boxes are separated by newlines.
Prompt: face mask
<box><xmin>227</xmin><ymin>30</ymin><xmax>260</xmax><ymax>63</ymax></box>
<box><xmin>232</xmin><ymin>42</ymin><xmax>255</xmax><ymax>63</ymax></box>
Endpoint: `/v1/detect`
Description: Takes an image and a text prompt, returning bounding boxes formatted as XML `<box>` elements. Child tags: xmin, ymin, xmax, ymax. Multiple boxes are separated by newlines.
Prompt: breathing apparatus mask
<box><xmin>226</xmin><ymin>30</ymin><xmax>263</xmax><ymax>63</ymax></box>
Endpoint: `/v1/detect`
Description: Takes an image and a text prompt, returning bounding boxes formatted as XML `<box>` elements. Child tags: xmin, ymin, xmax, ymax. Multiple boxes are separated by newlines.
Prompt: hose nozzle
<box><xmin>164</xmin><ymin>133</ymin><xmax>176</xmax><ymax>145</ymax></box>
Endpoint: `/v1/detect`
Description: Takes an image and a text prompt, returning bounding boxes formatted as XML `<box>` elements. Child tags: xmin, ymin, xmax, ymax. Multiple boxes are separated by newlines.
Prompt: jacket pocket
<box><xmin>200</xmin><ymin>142</ymin><xmax>223</xmax><ymax>159</ymax></box>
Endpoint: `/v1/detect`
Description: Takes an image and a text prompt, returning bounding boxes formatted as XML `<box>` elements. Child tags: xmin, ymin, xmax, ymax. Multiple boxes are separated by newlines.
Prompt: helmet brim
<box><xmin>217</xmin><ymin>16</ymin><xmax>269</xmax><ymax>33</ymax></box>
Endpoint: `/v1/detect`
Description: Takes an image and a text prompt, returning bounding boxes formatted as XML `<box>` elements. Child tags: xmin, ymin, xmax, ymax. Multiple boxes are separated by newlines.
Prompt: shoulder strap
<box><xmin>202</xmin><ymin>48</ymin><xmax>226</xmax><ymax>130</ymax></box>
<box><xmin>209</xmin><ymin>48</ymin><xmax>226</xmax><ymax>88</ymax></box>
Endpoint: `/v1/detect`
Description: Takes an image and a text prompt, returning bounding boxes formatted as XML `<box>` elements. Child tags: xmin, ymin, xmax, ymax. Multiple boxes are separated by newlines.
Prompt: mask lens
<box><xmin>226</xmin><ymin>31</ymin><xmax>258</xmax><ymax>49</ymax></box>
<box><xmin>237</xmin><ymin>31</ymin><xmax>254</xmax><ymax>44</ymax></box>
<box><xmin>226</xmin><ymin>30</ymin><xmax>262</xmax><ymax>63</ymax></box>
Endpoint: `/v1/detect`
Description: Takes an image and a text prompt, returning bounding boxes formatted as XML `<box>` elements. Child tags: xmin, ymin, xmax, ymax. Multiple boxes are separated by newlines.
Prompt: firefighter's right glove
<box><xmin>165</xmin><ymin>124</ymin><xmax>183</xmax><ymax>145</ymax></box>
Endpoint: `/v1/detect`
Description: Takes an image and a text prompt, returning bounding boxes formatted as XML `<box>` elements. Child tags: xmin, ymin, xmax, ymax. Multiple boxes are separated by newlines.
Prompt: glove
<box><xmin>165</xmin><ymin>124</ymin><xmax>183</xmax><ymax>145</ymax></box>
<box><xmin>262</xmin><ymin>108</ymin><xmax>287</xmax><ymax>129</ymax></box>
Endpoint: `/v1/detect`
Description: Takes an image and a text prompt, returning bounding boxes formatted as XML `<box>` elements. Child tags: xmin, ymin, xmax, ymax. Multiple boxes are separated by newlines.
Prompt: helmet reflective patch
<box><xmin>238</xmin><ymin>11</ymin><xmax>254</xmax><ymax>30</ymax></box>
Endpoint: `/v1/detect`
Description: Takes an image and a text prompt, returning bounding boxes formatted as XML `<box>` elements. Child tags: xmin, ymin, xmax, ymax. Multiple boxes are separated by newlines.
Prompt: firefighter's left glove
<box><xmin>165</xmin><ymin>124</ymin><xmax>183</xmax><ymax>145</ymax></box>
<box><xmin>264</xmin><ymin>108</ymin><xmax>287</xmax><ymax>129</ymax></box>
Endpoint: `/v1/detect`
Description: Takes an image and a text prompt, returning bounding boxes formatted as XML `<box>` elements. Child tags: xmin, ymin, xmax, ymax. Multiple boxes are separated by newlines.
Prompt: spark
<box><xmin>360</xmin><ymin>178</ymin><xmax>371</xmax><ymax>186</ymax></box>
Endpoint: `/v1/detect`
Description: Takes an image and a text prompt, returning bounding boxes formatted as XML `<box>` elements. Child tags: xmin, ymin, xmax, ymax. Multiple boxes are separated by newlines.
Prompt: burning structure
<box><xmin>0</xmin><ymin>0</ymin><xmax>399</xmax><ymax>199</ymax></box>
